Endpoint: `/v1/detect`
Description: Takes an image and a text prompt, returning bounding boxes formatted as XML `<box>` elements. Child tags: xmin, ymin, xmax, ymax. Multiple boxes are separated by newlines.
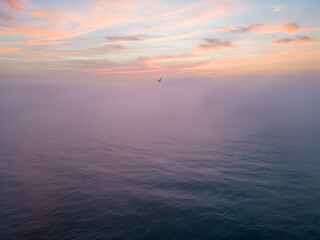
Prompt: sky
<box><xmin>0</xmin><ymin>0</ymin><xmax>319</xmax><ymax>80</ymax></box>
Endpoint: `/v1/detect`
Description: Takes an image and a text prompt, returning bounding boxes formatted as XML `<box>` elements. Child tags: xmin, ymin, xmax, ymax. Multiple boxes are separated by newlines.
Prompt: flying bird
<box><xmin>157</xmin><ymin>77</ymin><xmax>162</xmax><ymax>82</ymax></box>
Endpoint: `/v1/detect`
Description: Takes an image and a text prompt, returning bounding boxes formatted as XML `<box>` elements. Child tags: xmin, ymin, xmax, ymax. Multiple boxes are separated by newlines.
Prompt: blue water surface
<box><xmin>0</xmin><ymin>78</ymin><xmax>319</xmax><ymax>239</ymax></box>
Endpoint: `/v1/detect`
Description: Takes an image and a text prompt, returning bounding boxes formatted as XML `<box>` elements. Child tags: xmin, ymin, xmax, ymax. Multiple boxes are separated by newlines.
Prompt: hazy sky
<box><xmin>0</xmin><ymin>0</ymin><xmax>319</xmax><ymax>80</ymax></box>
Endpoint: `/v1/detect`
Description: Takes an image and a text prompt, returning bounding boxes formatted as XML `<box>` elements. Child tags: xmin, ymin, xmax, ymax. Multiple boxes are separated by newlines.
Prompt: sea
<box><xmin>0</xmin><ymin>76</ymin><xmax>319</xmax><ymax>239</ymax></box>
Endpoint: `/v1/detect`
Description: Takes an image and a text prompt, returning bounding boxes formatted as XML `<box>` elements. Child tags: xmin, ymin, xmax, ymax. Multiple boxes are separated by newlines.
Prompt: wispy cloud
<box><xmin>84</xmin><ymin>65</ymin><xmax>163</xmax><ymax>75</ymax></box>
<box><xmin>24</xmin><ymin>40</ymin><xmax>66</xmax><ymax>46</ymax></box>
<box><xmin>139</xmin><ymin>55</ymin><xmax>200</xmax><ymax>65</ymax></box>
<box><xmin>93</xmin><ymin>44</ymin><xmax>137</xmax><ymax>53</ymax></box>
<box><xmin>270</xmin><ymin>5</ymin><xmax>283</xmax><ymax>12</ymax></box>
<box><xmin>199</xmin><ymin>38</ymin><xmax>238</xmax><ymax>51</ymax></box>
<box><xmin>211</xmin><ymin>23</ymin><xmax>320</xmax><ymax>34</ymax></box>
<box><xmin>105</xmin><ymin>35</ymin><xmax>148</xmax><ymax>42</ymax></box>
<box><xmin>173</xmin><ymin>3</ymin><xmax>229</xmax><ymax>28</ymax></box>
<box><xmin>3</xmin><ymin>0</ymin><xmax>23</xmax><ymax>11</ymax></box>
<box><xmin>0</xmin><ymin>14</ymin><xmax>137</xmax><ymax>41</ymax></box>
<box><xmin>158</xmin><ymin>2</ymin><xmax>202</xmax><ymax>17</ymax></box>
<box><xmin>29</xmin><ymin>11</ymin><xmax>50</xmax><ymax>18</ymax></box>
<box><xmin>0</xmin><ymin>23</ymin><xmax>70</xmax><ymax>39</ymax></box>
<box><xmin>0</xmin><ymin>11</ymin><xmax>18</xmax><ymax>22</ymax></box>
<box><xmin>104</xmin><ymin>31</ymin><xmax>200</xmax><ymax>45</ymax></box>
<box><xmin>1</xmin><ymin>0</ymin><xmax>319</xmax><ymax>77</ymax></box>
<box><xmin>0</xmin><ymin>47</ymin><xmax>19</xmax><ymax>52</ymax></box>
<box><xmin>28</xmin><ymin>50</ymin><xmax>84</xmax><ymax>57</ymax></box>
<box><xmin>272</xmin><ymin>35</ymin><xmax>314</xmax><ymax>45</ymax></box>
<box><xmin>0</xmin><ymin>1</ymin><xmax>141</xmax><ymax>42</ymax></box>
<box><xmin>259</xmin><ymin>48</ymin><xmax>320</xmax><ymax>64</ymax></box>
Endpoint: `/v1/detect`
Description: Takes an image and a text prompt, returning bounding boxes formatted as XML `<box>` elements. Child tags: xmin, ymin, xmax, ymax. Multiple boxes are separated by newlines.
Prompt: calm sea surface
<box><xmin>0</xmin><ymin>79</ymin><xmax>319</xmax><ymax>239</ymax></box>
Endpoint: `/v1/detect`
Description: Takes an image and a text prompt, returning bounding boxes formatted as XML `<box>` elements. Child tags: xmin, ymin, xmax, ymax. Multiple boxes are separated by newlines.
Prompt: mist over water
<box><xmin>1</xmin><ymin>75</ymin><xmax>320</xmax><ymax>239</ymax></box>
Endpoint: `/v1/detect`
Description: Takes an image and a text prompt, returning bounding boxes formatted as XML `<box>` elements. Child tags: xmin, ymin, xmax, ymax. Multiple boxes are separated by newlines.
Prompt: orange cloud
<box><xmin>95</xmin><ymin>0</ymin><xmax>145</xmax><ymax>13</ymax></box>
<box><xmin>0</xmin><ymin>3</ymin><xmax>140</xmax><ymax>41</ymax></box>
<box><xmin>277</xmin><ymin>23</ymin><xmax>319</xmax><ymax>33</ymax></box>
<box><xmin>0</xmin><ymin>23</ymin><xmax>68</xmax><ymax>38</ymax></box>
<box><xmin>30</xmin><ymin>50</ymin><xmax>83</xmax><ymax>57</ymax></box>
<box><xmin>259</xmin><ymin>48</ymin><xmax>320</xmax><ymax>64</ymax></box>
<box><xmin>81</xmin><ymin>13</ymin><xmax>137</xmax><ymax>31</ymax></box>
<box><xmin>95</xmin><ymin>69</ymin><xmax>161</xmax><ymax>74</ymax></box>
<box><xmin>140</xmin><ymin>55</ymin><xmax>199</xmax><ymax>65</ymax></box>
<box><xmin>84</xmin><ymin>66</ymin><xmax>163</xmax><ymax>75</ymax></box>
<box><xmin>0</xmin><ymin>47</ymin><xmax>19</xmax><ymax>52</ymax></box>
<box><xmin>184</xmin><ymin>47</ymin><xmax>320</xmax><ymax>75</ymax></box>
<box><xmin>24</xmin><ymin>40</ymin><xmax>66</xmax><ymax>45</ymax></box>
<box><xmin>29</xmin><ymin>11</ymin><xmax>50</xmax><ymax>18</ymax></box>
<box><xmin>211</xmin><ymin>23</ymin><xmax>320</xmax><ymax>34</ymax></box>
<box><xmin>181</xmin><ymin>59</ymin><xmax>246</xmax><ymax>74</ymax></box>
<box><xmin>0</xmin><ymin>20</ymin><xmax>123</xmax><ymax>41</ymax></box>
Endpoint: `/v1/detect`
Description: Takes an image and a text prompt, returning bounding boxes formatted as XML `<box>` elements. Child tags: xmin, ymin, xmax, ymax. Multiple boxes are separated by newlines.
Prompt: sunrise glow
<box><xmin>0</xmin><ymin>0</ymin><xmax>319</xmax><ymax>80</ymax></box>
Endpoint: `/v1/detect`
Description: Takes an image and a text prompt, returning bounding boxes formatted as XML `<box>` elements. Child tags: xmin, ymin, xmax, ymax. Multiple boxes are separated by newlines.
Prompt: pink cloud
<box><xmin>270</xmin><ymin>5</ymin><xmax>283</xmax><ymax>12</ymax></box>
<box><xmin>3</xmin><ymin>0</ymin><xmax>23</xmax><ymax>11</ymax></box>
<box><xmin>211</xmin><ymin>23</ymin><xmax>320</xmax><ymax>34</ymax></box>
<box><xmin>0</xmin><ymin>12</ymin><xmax>18</xmax><ymax>22</ymax></box>
<box><xmin>198</xmin><ymin>38</ymin><xmax>239</xmax><ymax>51</ymax></box>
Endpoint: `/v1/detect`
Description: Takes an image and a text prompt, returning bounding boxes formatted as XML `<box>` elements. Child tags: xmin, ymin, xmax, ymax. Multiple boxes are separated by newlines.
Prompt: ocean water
<box><xmin>0</xmin><ymin>77</ymin><xmax>320</xmax><ymax>239</ymax></box>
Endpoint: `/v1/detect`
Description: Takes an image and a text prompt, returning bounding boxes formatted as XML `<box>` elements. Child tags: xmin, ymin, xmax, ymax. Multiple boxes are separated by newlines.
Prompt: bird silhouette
<box><xmin>157</xmin><ymin>77</ymin><xmax>162</xmax><ymax>82</ymax></box>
